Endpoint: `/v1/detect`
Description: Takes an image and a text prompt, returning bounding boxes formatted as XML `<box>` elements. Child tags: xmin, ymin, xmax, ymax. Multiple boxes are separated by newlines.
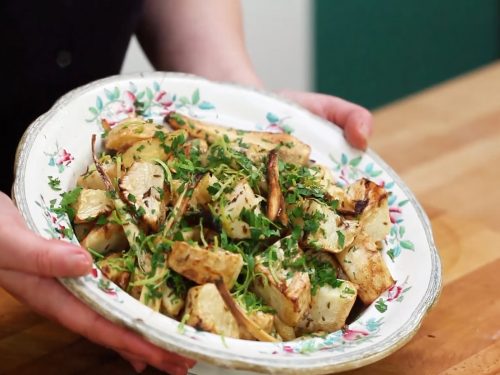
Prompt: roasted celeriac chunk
<box><xmin>72</xmin><ymin>189</ymin><xmax>113</xmax><ymax>223</ymax></box>
<box><xmin>253</xmin><ymin>238</ymin><xmax>311</xmax><ymax>326</ymax></box>
<box><xmin>77</xmin><ymin>158</ymin><xmax>118</xmax><ymax>191</ymax></box>
<box><xmin>122</xmin><ymin>138</ymin><xmax>170</xmax><ymax>169</ymax></box>
<box><xmin>297</xmin><ymin>280</ymin><xmax>357</xmax><ymax>334</ymax></box>
<box><xmin>97</xmin><ymin>253</ymin><xmax>131</xmax><ymax>290</ymax></box>
<box><xmin>168</xmin><ymin>241</ymin><xmax>243</xmax><ymax>289</ymax></box>
<box><xmin>185</xmin><ymin>283</ymin><xmax>240</xmax><ymax>338</ymax></box>
<box><xmin>336</xmin><ymin>241</ymin><xmax>394</xmax><ymax>305</ymax></box>
<box><xmin>340</xmin><ymin>178</ymin><xmax>391</xmax><ymax>242</ymax></box>
<box><xmin>214</xmin><ymin>180</ymin><xmax>263</xmax><ymax>239</ymax></box>
<box><xmin>119</xmin><ymin>162</ymin><xmax>166</xmax><ymax>232</ymax></box>
<box><xmin>166</xmin><ymin>112</ymin><xmax>311</xmax><ymax>165</ymax></box>
<box><xmin>80</xmin><ymin>220</ymin><xmax>128</xmax><ymax>254</ymax></box>
<box><xmin>273</xmin><ymin>315</ymin><xmax>296</xmax><ymax>341</ymax></box>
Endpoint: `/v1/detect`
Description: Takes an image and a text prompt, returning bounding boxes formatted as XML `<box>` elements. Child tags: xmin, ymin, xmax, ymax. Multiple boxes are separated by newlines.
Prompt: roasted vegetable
<box><xmin>97</xmin><ymin>253</ymin><xmax>131</xmax><ymax>290</ymax></box>
<box><xmin>168</xmin><ymin>241</ymin><xmax>243</xmax><ymax>289</ymax></box>
<box><xmin>336</xmin><ymin>241</ymin><xmax>394</xmax><ymax>305</ymax></box>
<box><xmin>166</xmin><ymin>112</ymin><xmax>311</xmax><ymax>165</ymax></box>
<box><xmin>80</xmin><ymin>220</ymin><xmax>128</xmax><ymax>254</ymax></box>
<box><xmin>185</xmin><ymin>283</ymin><xmax>240</xmax><ymax>338</ymax></box>
<box><xmin>72</xmin><ymin>189</ymin><xmax>113</xmax><ymax>224</ymax></box>
<box><xmin>266</xmin><ymin>150</ymin><xmax>288</xmax><ymax>225</ymax></box>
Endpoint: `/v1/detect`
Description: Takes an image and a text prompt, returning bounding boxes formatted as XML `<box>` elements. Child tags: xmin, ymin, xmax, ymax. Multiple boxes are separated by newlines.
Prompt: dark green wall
<box><xmin>315</xmin><ymin>1</ymin><xmax>500</xmax><ymax>109</ymax></box>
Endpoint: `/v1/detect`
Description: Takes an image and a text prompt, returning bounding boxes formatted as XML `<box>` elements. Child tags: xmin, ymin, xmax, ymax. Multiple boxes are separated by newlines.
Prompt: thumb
<box><xmin>0</xmin><ymin>191</ymin><xmax>93</xmax><ymax>277</ymax></box>
<box><xmin>0</xmin><ymin>227</ymin><xmax>93</xmax><ymax>277</ymax></box>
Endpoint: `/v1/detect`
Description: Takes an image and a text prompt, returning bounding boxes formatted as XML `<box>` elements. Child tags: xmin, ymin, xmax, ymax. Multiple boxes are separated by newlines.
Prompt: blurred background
<box><xmin>122</xmin><ymin>0</ymin><xmax>500</xmax><ymax>110</ymax></box>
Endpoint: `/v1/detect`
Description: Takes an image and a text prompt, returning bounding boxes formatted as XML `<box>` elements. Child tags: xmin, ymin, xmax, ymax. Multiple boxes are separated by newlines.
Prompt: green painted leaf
<box><xmin>104</xmin><ymin>88</ymin><xmax>114</xmax><ymax>100</ymax></box>
<box><xmin>96</xmin><ymin>96</ymin><xmax>103</xmax><ymax>111</ymax></box>
<box><xmin>341</xmin><ymin>153</ymin><xmax>348</xmax><ymax>165</ymax></box>
<box><xmin>387</xmin><ymin>248</ymin><xmax>396</xmax><ymax>261</ymax></box>
<box><xmin>113</xmin><ymin>87</ymin><xmax>120</xmax><ymax>99</ymax></box>
<box><xmin>400</xmin><ymin>240</ymin><xmax>415</xmax><ymax>250</ymax></box>
<box><xmin>398</xmin><ymin>199</ymin><xmax>410</xmax><ymax>207</ymax></box>
<box><xmin>179</xmin><ymin>96</ymin><xmax>190</xmax><ymax>105</ymax></box>
<box><xmin>88</xmin><ymin>107</ymin><xmax>99</xmax><ymax>116</ymax></box>
<box><xmin>370</xmin><ymin>170</ymin><xmax>383</xmax><ymax>178</ymax></box>
<box><xmin>266</xmin><ymin>112</ymin><xmax>279</xmax><ymax>123</ymax></box>
<box><xmin>375</xmin><ymin>299</ymin><xmax>388</xmax><ymax>313</ymax></box>
<box><xmin>399</xmin><ymin>226</ymin><xmax>405</xmax><ymax>237</ymax></box>
<box><xmin>136</xmin><ymin>91</ymin><xmax>145</xmax><ymax>100</ymax></box>
<box><xmin>191</xmin><ymin>88</ymin><xmax>200</xmax><ymax>105</ymax></box>
<box><xmin>364</xmin><ymin>162</ymin><xmax>374</xmax><ymax>173</ymax></box>
<box><xmin>349</xmin><ymin>155</ymin><xmax>362</xmax><ymax>167</ymax></box>
<box><xmin>146</xmin><ymin>87</ymin><xmax>154</xmax><ymax>101</ymax></box>
<box><xmin>153</xmin><ymin>81</ymin><xmax>161</xmax><ymax>92</ymax></box>
<box><xmin>198</xmin><ymin>101</ymin><xmax>215</xmax><ymax>110</ymax></box>
<box><xmin>281</xmin><ymin>124</ymin><xmax>294</xmax><ymax>134</ymax></box>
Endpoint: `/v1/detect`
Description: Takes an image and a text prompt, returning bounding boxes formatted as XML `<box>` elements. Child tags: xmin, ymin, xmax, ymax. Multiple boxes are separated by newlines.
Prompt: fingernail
<box><xmin>359</xmin><ymin>121</ymin><xmax>371</xmax><ymax>138</ymax></box>
<box><xmin>66</xmin><ymin>251</ymin><xmax>92</xmax><ymax>272</ymax></box>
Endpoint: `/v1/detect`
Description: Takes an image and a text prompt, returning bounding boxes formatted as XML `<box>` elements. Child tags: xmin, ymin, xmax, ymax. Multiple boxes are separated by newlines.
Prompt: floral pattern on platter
<box><xmin>85</xmin><ymin>82</ymin><xmax>216</xmax><ymax>126</ymax></box>
<box><xmin>34</xmin><ymin>79</ymin><xmax>419</xmax><ymax>357</ymax></box>
<box><xmin>330</xmin><ymin>153</ymin><xmax>415</xmax><ymax>261</ymax></box>
<box><xmin>256</xmin><ymin>112</ymin><xmax>294</xmax><ymax>134</ymax></box>
<box><xmin>276</xmin><ymin>317</ymin><xmax>383</xmax><ymax>355</ymax></box>
<box><xmin>44</xmin><ymin>143</ymin><xmax>74</xmax><ymax>173</ymax></box>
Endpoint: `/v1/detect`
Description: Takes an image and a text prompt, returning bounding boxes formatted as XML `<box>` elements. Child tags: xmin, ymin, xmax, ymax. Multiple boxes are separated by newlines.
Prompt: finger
<box><xmin>119</xmin><ymin>351</ymin><xmax>148</xmax><ymax>373</ymax></box>
<box><xmin>280</xmin><ymin>90</ymin><xmax>373</xmax><ymax>150</ymax></box>
<box><xmin>0</xmin><ymin>229</ymin><xmax>92</xmax><ymax>277</ymax></box>
<box><xmin>0</xmin><ymin>192</ymin><xmax>93</xmax><ymax>277</ymax></box>
<box><xmin>0</xmin><ymin>269</ymin><xmax>196</xmax><ymax>370</ymax></box>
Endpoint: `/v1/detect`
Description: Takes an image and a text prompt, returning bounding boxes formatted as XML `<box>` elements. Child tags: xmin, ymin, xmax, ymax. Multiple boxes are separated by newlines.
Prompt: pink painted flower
<box><xmin>283</xmin><ymin>345</ymin><xmax>294</xmax><ymax>353</ymax></box>
<box><xmin>91</xmin><ymin>268</ymin><xmax>98</xmax><ymax>278</ymax></box>
<box><xmin>57</xmin><ymin>149</ymin><xmax>74</xmax><ymax>166</ymax></box>
<box><xmin>154</xmin><ymin>90</ymin><xmax>173</xmax><ymax>108</ymax></box>
<box><xmin>389</xmin><ymin>206</ymin><xmax>402</xmax><ymax>223</ymax></box>
<box><xmin>387</xmin><ymin>285</ymin><xmax>403</xmax><ymax>302</ymax></box>
<box><xmin>342</xmin><ymin>328</ymin><xmax>369</xmax><ymax>341</ymax></box>
<box><xmin>265</xmin><ymin>123</ymin><xmax>284</xmax><ymax>133</ymax></box>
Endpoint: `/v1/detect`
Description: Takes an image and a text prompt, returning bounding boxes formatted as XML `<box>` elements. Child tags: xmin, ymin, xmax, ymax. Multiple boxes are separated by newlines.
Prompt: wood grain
<box><xmin>1</xmin><ymin>62</ymin><xmax>500</xmax><ymax>374</ymax></box>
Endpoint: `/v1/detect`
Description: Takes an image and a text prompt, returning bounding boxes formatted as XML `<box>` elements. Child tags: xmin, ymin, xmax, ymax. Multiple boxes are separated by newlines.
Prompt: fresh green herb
<box><xmin>48</xmin><ymin>176</ymin><xmax>61</xmax><ymax>191</ymax></box>
<box><xmin>336</xmin><ymin>230</ymin><xmax>345</xmax><ymax>248</ymax></box>
<box><xmin>50</xmin><ymin>187</ymin><xmax>82</xmax><ymax>221</ymax></box>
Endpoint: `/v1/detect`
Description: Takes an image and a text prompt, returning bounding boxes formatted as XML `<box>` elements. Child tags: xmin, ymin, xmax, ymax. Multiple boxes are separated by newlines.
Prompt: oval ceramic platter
<box><xmin>13</xmin><ymin>73</ymin><xmax>441</xmax><ymax>375</ymax></box>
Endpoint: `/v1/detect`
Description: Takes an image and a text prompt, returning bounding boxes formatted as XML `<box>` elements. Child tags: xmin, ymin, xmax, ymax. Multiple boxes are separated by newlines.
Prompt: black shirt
<box><xmin>0</xmin><ymin>0</ymin><xmax>144</xmax><ymax>193</ymax></box>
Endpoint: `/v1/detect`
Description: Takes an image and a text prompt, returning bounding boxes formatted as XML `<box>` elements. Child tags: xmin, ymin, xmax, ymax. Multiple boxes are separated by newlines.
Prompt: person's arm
<box><xmin>0</xmin><ymin>192</ymin><xmax>195</xmax><ymax>375</ymax></box>
<box><xmin>137</xmin><ymin>0</ymin><xmax>372</xmax><ymax>150</ymax></box>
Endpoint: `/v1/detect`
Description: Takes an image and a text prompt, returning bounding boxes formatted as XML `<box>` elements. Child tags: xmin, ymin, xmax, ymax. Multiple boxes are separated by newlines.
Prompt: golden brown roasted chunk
<box><xmin>80</xmin><ymin>220</ymin><xmax>128</xmax><ymax>254</ymax></box>
<box><xmin>119</xmin><ymin>162</ymin><xmax>166</xmax><ymax>232</ymax></box>
<box><xmin>297</xmin><ymin>280</ymin><xmax>357</xmax><ymax>334</ymax></box>
<box><xmin>336</xmin><ymin>241</ymin><xmax>394</xmax><ymax>305</ymax></box>
<box><xmin>340</xmin><ymin>178</ymin><xmax>391</xmax><ymax>242</ymax></box>
<box><xmin>72</xmin><ymin>189</ymin><xmax>113</xmax><ymax>224</ymax></box>
<box><xmin>185</xmin><ymin>283</ymin><xmax>240</xmax><ymax>338</ymax></box>
<box><xmin>77</xmin><ymin>159</ymin><xmax>118</xmax><ymax>191</ymax></box>
<box><xmin>167</xmin><ymin>241</ymin><xmax>243</xmax><ymax>289</ymax></box>
<box><xmin>238</xmin><ymin>310</ymin><xmax>275</xmax><ymax>340</ymax></box>
<box><xmin>97</xmin><ymin>253</ymin><xmax>131</xmax><ymax>290</ymax></box>
<box><xmin>273</xmin><ymin>315</ymin><xmax>296</xmax><ymax>341</ymax></box>
<box><xmin>105</xmin><ymin>118</ymin><xmax>173</xmax><ymax>152</ymax></box>
<box><xmin>253</xmin><ymin>238</ymin><xmax>311</xmax><ymax>326</ymax></box>
<box><xmin>122</xmin><ymin>138</ymin><xmax>170</xmax><ymax>169</ymax></box>
<box><xmin>166</xmin><ymin>112</ymin><xmax>311</xmax><ymax>165</ymax></box>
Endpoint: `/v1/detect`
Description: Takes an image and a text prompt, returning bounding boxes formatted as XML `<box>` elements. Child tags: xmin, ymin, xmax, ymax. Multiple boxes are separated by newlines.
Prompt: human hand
<box><xmin>279</xmin><ymin>90</ymin><xmax>373</xmax><ymax>150</ymax></box>
<box><xmin>0</xmin><ymin>192</ymin><xmax>195</xmax><ymax>374</ymax></box>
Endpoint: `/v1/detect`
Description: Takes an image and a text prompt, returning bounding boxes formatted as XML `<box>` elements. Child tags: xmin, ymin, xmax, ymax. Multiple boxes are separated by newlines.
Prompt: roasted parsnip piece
<box><xmin>336</xmin><ymin>241</ymin><xmax>394</xmax><ymax>305</ymax></box>
<box><xmin>185</xmin><ymin>283</ymin><xmax>240</xmax><ymax>338</ymax></box>
<box><xmin>215</xmin><ymin>280</ymin><xmax>277</xmax><ymax>342</ymax></box>
<box><xmin>168</xmin><ymin>241</ymin><xmax>243</xmax><ymax>289</ymax></box>
<box><xmin>105</xmin><ymin>118</ymin><xmax>175</xmax><ymax>152</ymax></box>
<box><xmin>274</xmin><ymin>316</ymin><xmax>296</xmax><ymax>341</ymax></box>
<box><xmin>238</xmin><ymin>310</ymin><xmax>275</xmax><ymax>341</ymax></box>
<box><xmin>72</xmin><ymin>189</ymin><xmax>113</xmax><ymax>224</ymax></box>
<box><xmin>119</xmin><ymin>162</ymin><xmax>166</xmax><ymax>232</ymax></box>
<box><xmin>166</xmin><ymin>112</ymin><xmax>311</xmax><ymax>165</ymax></box>
<box><xmin>77</xmin><ymin>158</ymin><xmax>118</xmax><ymax>191</ymax></box>
<box><xmin>253</xmin><ymin>238</ymin><xmax>311</xmax><ymax>326</ymax></box>
<box><xmin>266</xmin><ymin>150</ymin><xmax>288</xmax><ymax>225</ymax></box>
<box><xmin>297</xmin><ymin>280</ymin><xmax>357</xmax><ymax>334</ymax></box>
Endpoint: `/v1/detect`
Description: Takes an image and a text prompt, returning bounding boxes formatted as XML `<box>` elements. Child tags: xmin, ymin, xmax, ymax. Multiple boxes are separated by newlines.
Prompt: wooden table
<box><xmin>1</xmin><ymin>62</ymin><xmax>500</xmax><ymax>375</ymax></box>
